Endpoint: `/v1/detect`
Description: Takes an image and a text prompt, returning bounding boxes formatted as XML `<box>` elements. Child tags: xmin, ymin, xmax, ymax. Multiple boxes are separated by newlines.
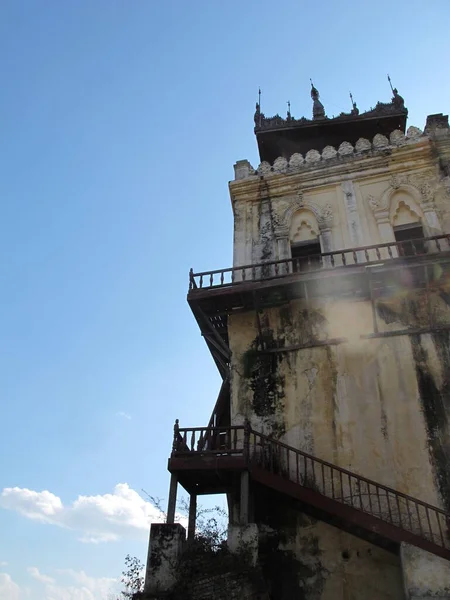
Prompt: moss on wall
<box><xmin>411</xmin><ymin>332</ymin><xmax>450</xmax><ymax>512</ymax></box>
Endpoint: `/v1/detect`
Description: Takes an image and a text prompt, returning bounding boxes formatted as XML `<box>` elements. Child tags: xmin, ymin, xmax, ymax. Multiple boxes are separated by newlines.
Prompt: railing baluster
<box><xmin>353</xmin><ymin>250</ymin><xmax>357</xmax><ymax>264</ymax></box>
<box><xmin>364</xmin><ymin>248</ymin><xmax>369</xmax><ymax>262</ymax></box>
<box><xmin>342</xmin><ymin>252</ymin><xmax>346</xmax><ymax>266</ymax></box>
<box><xmin>242</xmin><ymin>268</ymin><xmax>246</xmax><ymax>281</ymax></box>
<box><xmin>376</xmin><ymin>485</ymin><xmax>381</xmax><ymax>516</ymax></box>
<box><xmin>331</xmin><ymin>467</ymin><xmax>335</xmax><ymax>499</ymax></box>
<box><xmin>304</xmin><ymin>455</ymin><xmax>308</xmax><ymax>486</ymax></box>
<box><xmin>286</xmin><ymin>448</ymin><xmax>290</xmax><ymax>479</ymax></box>
<box><xmin>396</xmin><ymin>495</ymin><xmax>402</xmax><ymax>528</ymax></box>
<box><xmin>210</xmin><ymin>273</ymin><xmax>213</xmax><ymax>286</ymax></box>
<box><xmin>233</xmin><ymin>428</ymin><xmax>237</xmax><ymax>451</ymax></box>
<box><xmin>349</xmin><ymin>475</ymin><xmax>353</xmax><ymax>506</ymax></box>
<box><xmin>296</xmin><ymin>453</ymin><xmax>299</xmax><ymax>483</ymax></box>
<box><xmin>436</xmin><ymin>238</ymin><xmax>441</xmax><ymax>251</ymax></box>
<box><xmin>252</xmin><ymin>264</ymin><xmax>256</xmax><ymax>280</ymax></box>
<box><xmin>426</xmin><ymin>507</ymin><xmax>433</xmax><ymax>539</ymax></box>
<box><xmin>220</xmin><ymin>271</ymin><xmax>224</xmax><ymax>285</ymax></box>
<box><xmin>321</xmin><ymin>463</ymin><xmax>325</xmax><ymax>495</ymax></box>
<box><xmin>376</xmin><ymin>247</ymin><xmax>381</xmax><ymax>260</ymax></box>
<box><xmin>437</xmin><ymin>512</ymin><xmax>445</xmax><ymax>547</ymax></box>
<box><xmin>197</xmin><ymin>429</ymin><xmax>204</xmax><ymax>451</ymax></box>
<box><xmin>275</xmin><ymin>262</ymin><xmax>279</xmax><ymax>276</ymax></box>
<box><xmin>231</xmin><ymin>269</ymin><xmax>235</xmax><ymax>283</ymax></box>
<box><xmin>405</xmin><ymin>498</ymin><xmax>413</xmax><ymax>532</ymax></box>
<box><xmin>190</xmin><ymin>430</ymin><xmax>195</xmax><ymax>451</ymax></box>
<box><xmin>199</xmin><ymin>275</ymin><xmax>203</xmax><ymax>288</ymax></box>
<box><xmin>368</xmin><ymin>483</ymin><xmax>373</xmax><ymax>514</ymax></box>
<box><xmin>411</xmin><ymin>240</ymin><xmax>417</xmax><ymax>256</ymax></box>
<box><xmin>339</xmin><ymin>470</ymin><xmax>343</xmax><ymax>502</ymax></box>
<box><xmin>416</xmin><ymin>503</ymin><xmax>423</xmax><ymax>537</ymax></box>
<box><xmin>387</xmin><ymin>491</ymin><xmax>393</xmax><ymax>523</ymax></box>
<box><xmin>330</xmin><ymin>253</ymin><xmax>335</xmax><ymax>267</ymax></box>
<box><xmin>387</xmin><ymin>245</ymin><xmax>393</xmax><ymax>258</ymax></box>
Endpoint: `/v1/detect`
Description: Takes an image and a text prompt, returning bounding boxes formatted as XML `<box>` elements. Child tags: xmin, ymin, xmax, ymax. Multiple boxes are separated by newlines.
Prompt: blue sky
<box><xmin>0</xmin><ymin>0</ymin><xmax>449</xmax><ymax>598</ymax></box>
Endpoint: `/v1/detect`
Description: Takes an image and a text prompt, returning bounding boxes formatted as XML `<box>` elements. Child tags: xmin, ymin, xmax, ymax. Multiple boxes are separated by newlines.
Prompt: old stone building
<box><xmin>142</xmin><ymin>83</ymin><xmax>450</xmax><ymax>599</ymax></box>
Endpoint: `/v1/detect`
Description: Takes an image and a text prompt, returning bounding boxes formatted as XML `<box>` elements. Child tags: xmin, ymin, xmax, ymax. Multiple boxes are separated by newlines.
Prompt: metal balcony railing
<box><xmin>188</xmin><ymin>234</ymin><xmax>450</xmax><ymax>291</ymax></box>
<box><xmin>172</xmin><ymin>422</ymin><xmax>450</xmax><ymax>554</ymax></box>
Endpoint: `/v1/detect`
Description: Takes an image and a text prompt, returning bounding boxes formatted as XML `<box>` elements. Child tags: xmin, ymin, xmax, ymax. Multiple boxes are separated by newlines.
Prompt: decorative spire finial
<box><xmin>349</xmin><ymin>92</ymin><xmax>359</xmax><ymax>115</ymax></box>
<box><xmin>254</xmin><ymin>88</ymin><xmax>262</xmax><ymax>127</ymax></box>
<box><xmin>387</xmin><ymin>74</ymin><xmax>394</xmax><ymax>94</ymax></box>
<box><xmin>310</xmin><ymin>79</ymin><xmax>325</xmax><ymax>120</ymax></box>
<box><xmin>287</xmin><ymin>100</ymin><xmax>291</xmax><ymax>120</ymax></box>
<box><xmin>387</xmin><ymin>75</ymin><xmax>405</xmax><ymax>109</ymax></box>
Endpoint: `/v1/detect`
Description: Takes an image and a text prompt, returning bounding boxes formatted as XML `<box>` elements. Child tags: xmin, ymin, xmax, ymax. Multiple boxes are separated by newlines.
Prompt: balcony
<box><xmin>187</xmin><ymin>235</ymin><xmax>450</xmax><ymax>378</ymax></box>
<box><xmin>188</xmin><ymin>234</ymin><xmax>450</xmax><ymax>313</ymax></box>
<box><xmin>168</xmin><ymin>422</ymin><xmax>450</xmax><ymax>561</ymax></box>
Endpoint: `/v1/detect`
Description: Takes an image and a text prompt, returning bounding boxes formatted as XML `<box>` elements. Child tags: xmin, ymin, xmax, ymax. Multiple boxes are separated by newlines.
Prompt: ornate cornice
<box><xmin>254</xmin><ymin>99</ymin><xmax>407</xmax><ymax>133</ymax></box>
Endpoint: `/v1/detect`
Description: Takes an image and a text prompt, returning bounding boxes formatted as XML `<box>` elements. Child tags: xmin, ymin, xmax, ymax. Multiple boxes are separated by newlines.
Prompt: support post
<box><xmin>167</xmin><ymin>474</ymin><xmax>178</xmax><ymax>524</ymax></box>
<box><xmin>188</xmin><ymin>493</ymin><xmax>197</xmax><ymax>542</ymax></box>
<box><xmin>240</xmin><ymin>471</ymin><xmax>249</xmax><ymax>525</ymax></box>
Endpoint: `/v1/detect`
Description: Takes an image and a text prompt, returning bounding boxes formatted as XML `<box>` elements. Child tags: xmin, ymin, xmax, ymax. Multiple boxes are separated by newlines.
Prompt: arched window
<box><xmin>289</xmin><ymin>209</ymin><xmax>321</xmax><ymax>270</ymax></box>
<box><xmin>391</xmin><ymin>192</ymin><xmax>425</xmax><ymax>256</ymax></box>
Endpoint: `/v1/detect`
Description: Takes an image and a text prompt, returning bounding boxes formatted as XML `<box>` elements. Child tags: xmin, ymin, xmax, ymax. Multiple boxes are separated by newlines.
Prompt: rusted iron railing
<box><xmin>189</xmin><ymin>234</ymin><xmax>450</xmax><ymax>290</ymax></box>
<box><xmin>172</xmin><ymin>422</ymin><xmax>450</xmax><ymax>552</ymax></box>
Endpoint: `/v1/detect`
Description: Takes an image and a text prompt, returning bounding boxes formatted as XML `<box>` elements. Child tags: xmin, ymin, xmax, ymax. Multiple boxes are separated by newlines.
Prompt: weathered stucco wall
<box><xmin>253</xmin><ymin>489</ymin><xmax>404</xmax><ymax>600</ymax></box>
<box><xmin>229</xmin><ymin>299</ymin><xmax>450</xmax><ymax>508</ymax></box>
<box><xmin>227</xmin><ymin>125</ymin><xmax>450</xmax><ymax>598</ymax></box>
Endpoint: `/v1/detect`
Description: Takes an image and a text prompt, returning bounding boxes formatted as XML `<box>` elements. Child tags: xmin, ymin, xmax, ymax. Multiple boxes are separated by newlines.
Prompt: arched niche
<box><xmin>389</xmin><ymin>190</ymin><xmax>424</xmax><ymax>226</ymax></box>
<box><xmin>289</xmin><ymin>209</ymin><xmax>319</xmax><ymax>244</ymax></box>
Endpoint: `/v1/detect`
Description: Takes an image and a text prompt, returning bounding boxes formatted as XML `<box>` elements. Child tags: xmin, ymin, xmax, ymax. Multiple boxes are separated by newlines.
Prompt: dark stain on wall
<box><xmin>255</xmin><ymin>487</ymin><xmax>327</xmax><ymax>600</ymax></box>
<box><xmin>243</xmin><ymin>328</ymin><xmax>285</xmax><ymax>424</ymax></box>
<box><xmin>411</xmin><ymin>333</ymin><xmax>450</xmax><ymax>512</ymax></box>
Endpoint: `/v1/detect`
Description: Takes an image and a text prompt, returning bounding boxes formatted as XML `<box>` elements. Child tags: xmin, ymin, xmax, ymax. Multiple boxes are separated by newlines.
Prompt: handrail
<box><xmin>171</xmin><ymin>423</ymin><xmax>450</xmax><ymax>551</ymax></box>
<box><xmin>248</xmin><ymin>428</ymin><xmax>447</xmax><ymax>516</ymax></box>
<box><xmin>188</xmin><ymin>234</ymin><xmax>450</xmax><ymax>290</ymax></box>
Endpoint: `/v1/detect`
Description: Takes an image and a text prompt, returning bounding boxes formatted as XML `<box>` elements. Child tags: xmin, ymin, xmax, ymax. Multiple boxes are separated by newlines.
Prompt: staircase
<box><xmin>169</xmin><ymin>423</ymin><xmax>450</xmax><ymax>561</ymax></box>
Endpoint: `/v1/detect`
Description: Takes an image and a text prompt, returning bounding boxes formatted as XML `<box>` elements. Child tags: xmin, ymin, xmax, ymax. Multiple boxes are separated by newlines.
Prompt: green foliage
<box><xmin>120</xmin><ymin>554</ymin><xmax>144</xmax><ymax>598</ymax></box>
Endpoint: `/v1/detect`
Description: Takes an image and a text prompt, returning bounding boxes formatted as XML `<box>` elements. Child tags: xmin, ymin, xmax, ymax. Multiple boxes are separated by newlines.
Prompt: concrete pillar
<box><xmin>187</xmin><ymin>493</ymin><xmax>197</xmax><ymax>542</ymax></box>
<box><xmin>374</xmin><ymin>211</ymin><xmax>398</xmax><ymax>259</ymax></box>
<box><xmin>342</xmin><ymin>181</ymin><xmax>365</xmax><ymax>263</ymax></box>
<box><xmin>319</xmin><ymin>227</ymin><xmax>333</xmax><ymax>267</ymax></box>
<box><xmin>143</xmin><ymin>523</ymin><xmax>186</xmax><ymax>595</ymax></box>
<box><xmin>166</xmin><ymin>474</ymin><xmax>178</xmax><ymax>524</ymax></box>
<box><xmin>276</xmin><ymin>235</ymin><xmax>290</xmax><ymax>275</ymax></box>
<box><xmin>400</xmin><ymin>543</ymin><xmax>450</xmax><ymax>599</ymax></box>
<box><xmin>240</xmin><ymin>471</ymin><xmax>249</xmax><ymax>525</ymax></box>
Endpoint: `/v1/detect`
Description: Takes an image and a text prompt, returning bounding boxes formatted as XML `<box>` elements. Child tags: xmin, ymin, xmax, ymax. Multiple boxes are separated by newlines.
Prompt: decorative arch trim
<box><xmin>281</xmin><ymin>193</ymin><xmax>333</xmax><ymax>232</ymax></box>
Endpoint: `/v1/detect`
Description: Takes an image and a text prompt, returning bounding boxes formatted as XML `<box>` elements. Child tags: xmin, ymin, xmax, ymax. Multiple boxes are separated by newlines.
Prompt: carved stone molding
<box><xmin>281</xmin><ymin>191</ymin><xmax>334</xmax><ymax>233</ymax></box>
<box><xmin>317</xmin><ymin>203</ymin><xmax>333</xmax><ymax>230</ymax></box>
<box><xmin>367</xmin><ymin>194</ymin><xmax>388</xmax><ymax>213</ymax></box>
<box><xmin>367</xmin><ymin>172</ymin><xmax>438</xmax><ymax>223</ymax></box>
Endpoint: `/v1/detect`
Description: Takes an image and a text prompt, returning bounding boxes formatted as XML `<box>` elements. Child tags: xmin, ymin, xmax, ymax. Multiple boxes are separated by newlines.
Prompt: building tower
<box><xmin>143</xmin><ymin>84</ymin><xmax>450</xmax><ymax>599</ymax></box>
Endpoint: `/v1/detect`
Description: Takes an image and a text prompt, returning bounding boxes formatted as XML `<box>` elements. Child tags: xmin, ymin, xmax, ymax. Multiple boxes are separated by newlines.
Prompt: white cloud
<box><xmin>116</xmin><ymin>411</ymin><xmax>131</xmax><ymax>420</ymax></box>
<box><xmin>0</xmin><ymin>483</ymin><xmax>180</xmax><ymax>543</ymax></box>
<box><xmin>28</xmin><ymin>566</ymin><xmax>55</xmax><ymax>585</ymax></box>
<box><xmin>0</xmin><ymin>572</ymin><xmax>20</xmax><ymax>600</ymax></box>
<box><xmin>26</xmin><ymin>567</ymin><xmax>118</xmax><ymax>600</ymax></box>
<box><xmin>0</xmin><ymin>561</ymin><xmax>7</xmax><ymax>567</ymax></box>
